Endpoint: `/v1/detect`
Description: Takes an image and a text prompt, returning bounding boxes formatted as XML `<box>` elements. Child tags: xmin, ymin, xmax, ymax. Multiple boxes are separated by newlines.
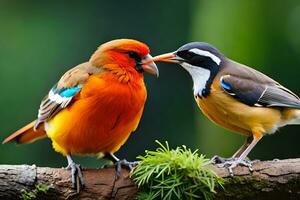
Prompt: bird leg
<box><xmin>216</xmin><ymin>131</ymin><xmax>263</xmax><ymax>176</ymax></box>
<box><xmin>66</xmin><ymin>155</ymin><xmax>85</xmax><ymax>192</ymax></box>
<box><xmin>103</xmin><ymin>153</ymin><xmax>140</xmax><ymax>179</ymax></box>
<box><xmin>231</xmin><ymin>136</ymin><xmax>253</xmax><ymax>158</ymax></box>
<box><xmin>210</xmin><ymin>136</ymin><xmax>253</xmax><ymax>164</ymax></box>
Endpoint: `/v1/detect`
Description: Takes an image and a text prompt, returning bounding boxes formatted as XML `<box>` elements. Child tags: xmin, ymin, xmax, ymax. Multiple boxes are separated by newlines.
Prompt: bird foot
<box><xmin>215</xmin><ymin>158</ymin><xmax>256</xmax><ymax>176</ymax></box>
<box><xmin>113</xmin><ymin>159</ymin><xmax>140</xmax><ymax>179</ymax></box>
<box><xmin>66</xmin><ymin>162</ymin><xmax>85</xmax><ymax>192</ymax></box>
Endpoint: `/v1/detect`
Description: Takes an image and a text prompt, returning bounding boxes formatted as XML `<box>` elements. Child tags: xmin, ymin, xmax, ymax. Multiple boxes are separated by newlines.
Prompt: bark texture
<box><xmin>1</xmin><ymin>158</ymin><xmax>300</xmax><ymax>200</ymax></box>
<box><xmin>213</xmin><ymin>158</ymin><xmax>300</xmax><ymax>200</ymax></box>
<box><xmin>0</xmin><ymin>165</ymin><xmax>137</xmax><ymax>200</ymax></box>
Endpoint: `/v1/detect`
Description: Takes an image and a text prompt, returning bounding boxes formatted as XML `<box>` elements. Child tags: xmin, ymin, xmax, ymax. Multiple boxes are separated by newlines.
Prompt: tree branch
<box><xmin>1</xmin><ymin>158</ymin><xmax>300</xmax><ymax>199</ymax></box>
<box><xmin>213</xmin><ymin>158</ymin><xmax>300</xmax><ymax>200</ymax></box>
<box><xmin>0</xmin><ymin>165</ymin><xmax>137</xmax><ymax>200</ymax></box>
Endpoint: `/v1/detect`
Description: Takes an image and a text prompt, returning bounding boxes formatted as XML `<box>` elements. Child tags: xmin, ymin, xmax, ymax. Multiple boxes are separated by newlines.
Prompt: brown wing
<box><xmin>34</xmin><ymin>62</ymin><xmax>104</xmax><ymax>129</ymax></box>
<box><xmin>219</xmin><ymin>60</ymin><xmax>300</xmax><ymax>108</ymax></box>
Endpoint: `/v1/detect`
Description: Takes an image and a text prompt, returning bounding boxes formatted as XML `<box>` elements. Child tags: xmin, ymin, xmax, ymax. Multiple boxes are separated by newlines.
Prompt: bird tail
<box><xmin>2</xmin><ymin>121</ymin><xmax>46</xmax><ymax>144</ymax></box>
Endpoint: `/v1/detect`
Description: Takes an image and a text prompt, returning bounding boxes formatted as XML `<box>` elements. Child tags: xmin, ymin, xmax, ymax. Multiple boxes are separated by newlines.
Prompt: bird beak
<box><xmin>141</xmin><ymin>54</ymin><xmax>159</xmax><ymax>77</ymax></box>
<box><xmin>152</xmin><ymin>52</ymin><xmax>183</xmax><ymax>64</ymax></box>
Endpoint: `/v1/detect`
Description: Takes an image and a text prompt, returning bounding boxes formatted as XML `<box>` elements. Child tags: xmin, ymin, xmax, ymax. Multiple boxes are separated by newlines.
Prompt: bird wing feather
<box><xmin>219</xmin><ymin>60</ymin><xmax>300</xmax><ymax>108</ymax></box>
<box><xmin>220</xmin><ymin>74</ymin><xmax>300</xmax><ymax>108</ymax></box>
<box><xmin>34</xmin><ymin>62</ymin><xmax>104</xmax><ymax>129</ymax></box>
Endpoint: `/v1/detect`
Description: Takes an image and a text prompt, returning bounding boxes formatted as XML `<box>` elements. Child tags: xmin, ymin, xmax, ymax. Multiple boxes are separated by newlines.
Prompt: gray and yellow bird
<box><xmin>153</xmin><ymin>42</ymin><xmax>300</xmax><ymax>175</ymax></box>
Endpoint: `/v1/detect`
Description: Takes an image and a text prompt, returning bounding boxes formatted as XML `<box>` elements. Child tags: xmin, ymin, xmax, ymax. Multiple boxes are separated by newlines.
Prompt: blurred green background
<box><xmin>1</xmin><ymin>0</ymin><xmax>300</xmax><ymax>168</ymax></box>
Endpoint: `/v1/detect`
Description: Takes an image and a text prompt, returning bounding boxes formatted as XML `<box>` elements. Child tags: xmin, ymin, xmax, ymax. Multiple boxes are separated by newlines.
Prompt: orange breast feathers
<box><xmin>196</xmin><ymin>79</ymin><xmax>282</xmax><ymax>136</ymax></box>
<box><xmin>47</xmin><ymin>72</ymin><xmax>147</xmax><ymax>156</ymax></box>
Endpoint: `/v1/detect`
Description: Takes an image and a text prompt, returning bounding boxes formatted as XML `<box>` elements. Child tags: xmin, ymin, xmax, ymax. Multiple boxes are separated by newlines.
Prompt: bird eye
<box><xmin>128</xmin><ymin>51</ymin><xmax>140</xmax><ymax>61</ymax></box>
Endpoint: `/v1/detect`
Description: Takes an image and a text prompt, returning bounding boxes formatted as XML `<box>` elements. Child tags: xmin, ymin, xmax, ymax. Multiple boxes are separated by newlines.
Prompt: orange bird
<box><xmin>3</xmin><ymin>39</ymin><xmax>159</xmax><ymax>190</ymax></box>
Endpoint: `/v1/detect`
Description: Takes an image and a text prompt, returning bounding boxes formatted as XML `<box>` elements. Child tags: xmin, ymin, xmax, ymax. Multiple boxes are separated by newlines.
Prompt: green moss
<box><xmin>221</xmin><ymin>176</ymin><xmax>272</xmax><ymax>198</ymax></box>
<box><xmin>34</xmin><ymin>183</ymin><xmax>49</xmax><ymax>194</ymax></box>
<box><xmin>19</xmin><ymin>183</ymin><xmax>49</xmax><ymax>200</ymax></box>
<box><xmin>131</xmin><ymin>140</ymin><xmax>224</xmax><ymax>200</ymax></box>
<box><xmin>20</xmin><ymin>189</ymin><xmax>36</xmax><ymax>200</ymax></box>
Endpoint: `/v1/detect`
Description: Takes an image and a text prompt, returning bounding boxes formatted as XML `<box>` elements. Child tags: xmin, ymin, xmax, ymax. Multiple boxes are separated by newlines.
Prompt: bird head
<box><xmin>90</xmin><ymin>39</ymin><xmax>159</xmax><ymax>77</ymax></box>
<box><xmin>153</xmin><ymin>42</ymin><xmax>224</xmax><ymax>70</ymax></box>
<box><xmin>153</xmin><ymin>42</ymin><xmax>225</xmax><ymax>96</ymax></box>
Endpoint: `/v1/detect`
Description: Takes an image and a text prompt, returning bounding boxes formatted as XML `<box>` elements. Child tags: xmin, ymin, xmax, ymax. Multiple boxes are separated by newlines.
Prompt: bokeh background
<box><xmin>1</xmin><ymin>0</ymin><xmax>300</xmax><ymax>168</ymax></box>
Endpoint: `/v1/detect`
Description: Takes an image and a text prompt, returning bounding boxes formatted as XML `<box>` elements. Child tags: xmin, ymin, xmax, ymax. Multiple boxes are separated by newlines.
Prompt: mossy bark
<box><xmin>213</xmin><ymin>158</ymin><xmax>300</xmax><ymax>200</ymax></box>
<box><xmin>1</xmin><ymin>158</ymin><xmax>300</xmax><ymax>199</ymax></box>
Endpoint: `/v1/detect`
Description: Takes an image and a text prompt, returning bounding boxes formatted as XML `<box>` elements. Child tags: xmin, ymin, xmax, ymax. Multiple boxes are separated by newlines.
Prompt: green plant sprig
<box><xmin>131</xmin><ymin>140</ymin><xmax>223</xmax><ymax>200</ymax></box>
<box><xmin>20</xmin><ymin>183</ymin><xmax>49</xmax><ymax>200</ymax></box>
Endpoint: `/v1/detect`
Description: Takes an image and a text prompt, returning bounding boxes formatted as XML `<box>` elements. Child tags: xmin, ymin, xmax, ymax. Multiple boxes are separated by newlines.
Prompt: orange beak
<box><xmin>152</xmin><ymin>52</ymin><xmax>182</xmax><ymax>64</ymax></box>
<box><xmin>140</xmin><ymin>54</ymin><xmax>159</xmax><ymax>77</ymax></box>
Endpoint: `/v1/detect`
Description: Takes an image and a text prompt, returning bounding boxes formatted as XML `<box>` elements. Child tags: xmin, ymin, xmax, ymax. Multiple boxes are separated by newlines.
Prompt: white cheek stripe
<box><xmin>189</xmin><ymin>48</ymin><xmax>221</xmax><ymax>65</ymax></box>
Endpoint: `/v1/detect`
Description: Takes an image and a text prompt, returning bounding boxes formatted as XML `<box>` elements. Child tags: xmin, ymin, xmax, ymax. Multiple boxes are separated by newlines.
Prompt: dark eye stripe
<box><xmin>177</xmin><ymin>50</ymin><xmax>195</xmax><ymax>59</ymax></box>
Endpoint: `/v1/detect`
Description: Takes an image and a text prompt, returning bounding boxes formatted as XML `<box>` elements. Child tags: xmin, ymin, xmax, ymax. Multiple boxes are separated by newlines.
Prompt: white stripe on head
<box><xmin>189</xmin><ymin>48</ymin><xmax>221</xmax><ymax>65</ymax></box>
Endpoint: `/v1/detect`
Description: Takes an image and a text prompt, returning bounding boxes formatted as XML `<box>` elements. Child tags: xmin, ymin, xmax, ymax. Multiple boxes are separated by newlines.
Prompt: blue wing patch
<box><xmin>220</xmin><ymin>78</ymin><xmax>232</xmax><ymax>91</ymax></box>
<box><xmin>50</xmin><ymin>84</ymin><xmax>80</xmax><ymax>98</ymax></box>
<box><xmin>35</xmin><ymin>84</ymin><xmax>82</xmax><ymax>130</ymax></box>
<box><xmin>48</xmin><ymin>84</ymin><xmax>81</xmax><ymax>105</ymax></box>
<box><xmin>220</xmin><ymin>78</ymin><xmax>235</xmax><ymax>95</ymax></box>
<box><xmin>59</xmin><ymin>86</ymin><xmax>80</xmax><ymax>97</ymax></box>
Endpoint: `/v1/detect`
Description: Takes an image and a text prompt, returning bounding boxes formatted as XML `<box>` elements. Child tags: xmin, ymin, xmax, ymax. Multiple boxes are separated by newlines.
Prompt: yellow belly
<box><xmin>196</xmin><ymin>87</ymin><xmax>282</xmax><ymax>136</ymax></box>
<box><xmin>46</xmin><ymin>105</ymin><xmax>144</xmax><ymax>156</ymax></box>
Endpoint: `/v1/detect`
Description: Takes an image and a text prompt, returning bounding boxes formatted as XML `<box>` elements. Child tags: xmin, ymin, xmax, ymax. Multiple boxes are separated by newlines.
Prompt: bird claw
<box><xmin>215</xmin><ymin>158</ymin><xmax>255</xmax><ymax>176</ymax></box>
<box><xmin>114</xmin><ymin>159</ymin><xmax>140</xmax><ymax>180</ymax></box>
<box><xmin>210</xmin><ymin>155</ymin><xmax>227</xmax><ymax>164</ymax></box>
<box><xmin>66</xmin><ymin>162</ymin><xmax>85</xmax><ymax>192</ymax></box>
